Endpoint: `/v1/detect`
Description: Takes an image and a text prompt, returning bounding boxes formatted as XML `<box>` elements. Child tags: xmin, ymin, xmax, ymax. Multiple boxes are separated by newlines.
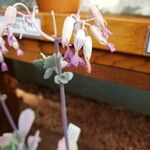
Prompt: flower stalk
<box><xmin>54</xmin><ymin>38</ymin><xmax>69</xmax><ymax>150</ymax></box>
<box><xmin>0</xmin><ymin>94</ymin><xmax>17</xmax><ymax>131</ymax></box>
<box><xmin>52</xmin><ymin>9</ymin><xmax>69</xmax><ymax>149</ymax></box>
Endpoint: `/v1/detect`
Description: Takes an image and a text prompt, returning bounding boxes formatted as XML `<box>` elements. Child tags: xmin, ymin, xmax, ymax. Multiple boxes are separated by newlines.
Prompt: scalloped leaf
<box><xmin>32</xmin><ymin>59</ymin><xmax>44</xmax><ymax>70</ymax></box>
<box><xmin>18</xmin><ymin>109</ymin><xmax>35</xmax><ymax>137</ymax></box>
<box><xmin>54</xmin><ymin>72</ymin><xmax>73</xmax><ymax>84</ymax></box>
<box><xmin>54</xmin><ymin>75</ymin><xmax>60</xmax><ymax>84</ymax></box>
<box><xmin>44</xmin><ymin>68</ymin><xmax>53</xmax><ymax>80</ymax></box>
<box><xmin>44</xmin><ymin>56</ymin><xmax>56</xmax><ymax>70</ymax></box>
<box><xmin>63</xmin><ymin>72</ymin><xmax>73</xmax><ymax>81</ymax></box>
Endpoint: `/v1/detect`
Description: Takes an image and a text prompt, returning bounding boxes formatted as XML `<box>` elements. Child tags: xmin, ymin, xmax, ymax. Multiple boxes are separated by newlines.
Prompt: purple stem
<box><xmin>54</xmin><ymin>38</ymin><xmax>69</xmax><ymax>150</ymax></box>
<box><xmin>0</xmin><ymin>100</ymin><xmax>17</xmax><ymax>131</ymax></box>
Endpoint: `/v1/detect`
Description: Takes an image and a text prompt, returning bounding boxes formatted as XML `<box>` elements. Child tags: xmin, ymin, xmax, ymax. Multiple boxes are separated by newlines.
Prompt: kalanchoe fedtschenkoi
<box><xmin>0</xmin><ymin>2</ymin><xmax>116</xmax><ymax>150</ymax></box>
<box><xmin>64</xmin><ymin>47</ymin><xmax>74</xmax><ymax>60</ymax></box>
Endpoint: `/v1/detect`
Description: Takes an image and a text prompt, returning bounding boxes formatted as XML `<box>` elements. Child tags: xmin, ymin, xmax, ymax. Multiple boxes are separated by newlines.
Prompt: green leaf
<box><xmin>44</xmin><ymin>68</ymin><xmax>53</xmax><ymax>80</ymax></box>
<box><xmin>44</xmin><ymin>56</ymin><xmax>56</xmax><ymax>70</ymax></box>
<box><xmin>32</xmin><ymin>59</ymin><xmax>44</xmax><ymax>69</ymax></box>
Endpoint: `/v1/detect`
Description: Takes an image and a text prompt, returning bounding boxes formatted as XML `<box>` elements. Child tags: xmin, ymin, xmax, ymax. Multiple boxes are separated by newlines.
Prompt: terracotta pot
<box><xmin>36</xmin><ymin>0</ymin><xmax>80</xmax><ymax>13</ymax></box>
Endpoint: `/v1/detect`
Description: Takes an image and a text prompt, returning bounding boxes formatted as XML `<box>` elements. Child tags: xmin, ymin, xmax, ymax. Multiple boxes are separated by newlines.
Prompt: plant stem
<box><xmin>0</xmin><ymin>99</ymin><xmax>17</xmax><ymax>131</ymax></box>
<box><xmin>54</xmin><ymin>38</ymin><xmax>69</xmax><ymax>150</ymax></box>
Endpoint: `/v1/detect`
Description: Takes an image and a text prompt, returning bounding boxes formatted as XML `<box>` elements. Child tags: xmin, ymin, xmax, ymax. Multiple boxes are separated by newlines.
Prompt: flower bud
<box><xmin>83</xmin><ymin>36</ymin><xmax>92</xmax><ymax>61</ymax></box>
<box><xmin>90</xmin><ymin>25</ymin><xmax>107</xmax><ymax>45</ymax></box>
<box><xmin>62</xmin><ymin>16</ymin><xmax>75</xmax><ymax>47</ymax></box>
<box><xmin>74</xmin><ymin>29</ymin><xmax>86</xmax><ymax>51</ymax></box>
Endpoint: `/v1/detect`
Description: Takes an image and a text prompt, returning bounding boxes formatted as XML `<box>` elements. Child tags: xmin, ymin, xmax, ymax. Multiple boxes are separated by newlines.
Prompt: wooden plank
<box><xmin>66</xmin><ymin>64</ymin><xmax>150</xmax><ymax>91</ymax></box>
<box><xmin>5</xmin><ymin>41</ymin><xmax>150</xmax><ymax>74</ymax></box>
<box><xmin>7</xmin><ymin>51</ymin><xmax>150</xmax><ymax>90</ymax></box>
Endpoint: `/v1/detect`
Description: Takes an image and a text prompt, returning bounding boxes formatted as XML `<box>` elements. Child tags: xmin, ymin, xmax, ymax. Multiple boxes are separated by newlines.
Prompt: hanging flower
<box><xmin>6</xmin><ymin>27</ymin><xmax>23</xmax><ymax>56</ymax></box>
<box><xmin>74</xmin><ymin>29</ymin><xmax>86</xmax><ymax>51</ymax></box>
<box><xmin>89</xmin><ymin>3</ymin><xmax>107</xmax><ymax>28</ymax></box>
<box><xmin>83</xmin><ymin>36</ymin><xmax>92</xmax><ymax>73</ymax></box>
<box><xmin>68</xmin><ymin>51</ymin><xmax>86</xmax><ymax>68</ymax></box>
<box><xmin>90</xmin><ymin>25</ymin><xmax>107</xmax><ymax>45</ymax></box>
<box><xmin>4</xmin><ymin>6</ymin><xmax>17</xmax><ymax>26</ymax></box>
<box><xmin>64</xmin><ymin>47</ymin><xmax>74</xmax><ymax>60</ymax></box>
<box><xmin>90</xmin><ymin>25</ymin><xmax>116</xmax><ymax>52</ymax></box>
<box><xmin>62</xmin><ymin>16</ymin><xmax>76</xmax><ymax>47</ymax></box>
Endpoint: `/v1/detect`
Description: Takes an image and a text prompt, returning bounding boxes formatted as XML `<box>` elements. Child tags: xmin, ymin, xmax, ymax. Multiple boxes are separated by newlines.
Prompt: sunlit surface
<box><xmin>81</xmin><ymin>0</ymin><xmax>150</xmax><ymax>16</ymax></box>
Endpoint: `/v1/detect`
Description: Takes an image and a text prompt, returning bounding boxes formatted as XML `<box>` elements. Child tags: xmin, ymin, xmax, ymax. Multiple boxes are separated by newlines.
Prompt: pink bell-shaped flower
<box><xmin>74</xmin><ymin>29</ymin><xmax>86</xmax><ymax>51</ymax></box>
<box><xmin>62</xmin><ymin>16</ymin><xmax>75</xmax><ymax>47</ymax></box>
<box><xmin>83</xmin><ymin>36</ymin><xmax>92</xmax><ymax>73</ymax></box>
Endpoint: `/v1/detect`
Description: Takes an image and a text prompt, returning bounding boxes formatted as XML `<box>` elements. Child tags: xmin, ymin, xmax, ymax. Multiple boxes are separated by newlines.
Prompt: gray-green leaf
<box><xmin>44</xmin><ymin>68</ymin><xmax>53</xmax><ymax>80</ymax></box>
<box><xmin>54</xmin><ymin>72</ymin><xmax>73</xmax><ymax>84</ymax></box>
<box><xmin>63</xmin><ymin>72</ymin><xmax>73</xmax><ymax>81</ymax></box>
<box><xmin>44</xmin><ymin>56</ymin><xmax>56</xmax><ymax>70</ymax></box>
<box><xmin>32</xmin><ymin>59</ymin><xmax>44</xmax><ymax>69</ymax></box>
<box><xmin>2</xmin><ymin>141</ymin><xmax>18</xmax><ymax>150</ymax></box>
<box><xmin>54</xmin><ymin>75</ymin><xmax>60</xmax><ymax>84</ymax></box>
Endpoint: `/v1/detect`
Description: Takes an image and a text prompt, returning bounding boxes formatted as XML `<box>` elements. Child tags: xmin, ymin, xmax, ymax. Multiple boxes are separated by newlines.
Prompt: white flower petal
<box><xmin>62</xmin><ymin>16</ymin><xmax>75</xmax><ymax>47</ymax></box>
<box><xmin>74</xmin><ymin>29</ymin><xmax>86</xmax><ymax>51</ymax></box>
<box><xmin>4</xmin><ymin>6</ymin><xmax>17</xmax><ymax>25</ymax></box>
<box><xmin>90</xmin><ymin>25</ymin><xmax>107</xmax><ymax>45</ymax></box>
<box><xmin>83</xmin><ymin>36</ymin><xmax>92</xmax><ymax>60</ymax></box>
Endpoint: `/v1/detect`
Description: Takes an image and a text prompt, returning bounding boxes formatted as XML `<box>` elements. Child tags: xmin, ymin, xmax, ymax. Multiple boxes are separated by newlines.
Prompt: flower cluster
<box><xmin>0</xmin><ymin>4</ymin><xmax>39</xmax><ymax>72</ymax></box>
<box><xmin>0</xmin><ymin>6</ymin><xmax>24</xmax><ymax>72</ymax></box>
<box><xmin>62</xmin><ymin>3</ymin><xmax>115</xmax><ymax>73</ymax></box>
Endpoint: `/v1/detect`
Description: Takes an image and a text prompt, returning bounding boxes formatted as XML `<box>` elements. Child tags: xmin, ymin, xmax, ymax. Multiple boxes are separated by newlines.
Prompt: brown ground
<box><xmin>1</xmin><ymin>74</ymin><xmax>150</xmax><ymax>150</ymax></box>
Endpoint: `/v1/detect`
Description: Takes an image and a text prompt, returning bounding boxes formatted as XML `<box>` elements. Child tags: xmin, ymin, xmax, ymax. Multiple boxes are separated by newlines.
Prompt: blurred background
<box><xmin>0</xmin><ymin>0</ymin><xmax>150</xmax><ymax>150</ymax></box>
